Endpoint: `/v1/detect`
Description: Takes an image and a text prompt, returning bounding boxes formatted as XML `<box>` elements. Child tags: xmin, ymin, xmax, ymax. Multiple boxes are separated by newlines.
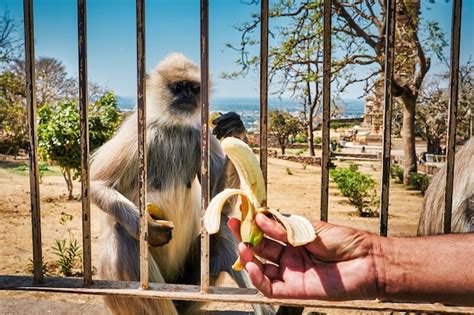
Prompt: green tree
<box><xmin>38</xmin><ymin>92</ymin><xmax>120</xmax><ymax>199</ymax></box>
<box><xmin>269</xmin><ymin>109</ymin><xmax>301</xmax><ymax>155</ymax></box>
<box><xmin>0</xmin><ymin>71</ymin><xmax>27</xmax><ymax>154</ymax></box>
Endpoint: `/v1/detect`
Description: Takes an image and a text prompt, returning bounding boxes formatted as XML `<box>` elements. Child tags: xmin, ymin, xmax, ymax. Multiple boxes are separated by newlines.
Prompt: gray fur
<box><xmin>91</xmin><ymin>53</ymin><xmax>275</xmax><ymax>315</ymax></box>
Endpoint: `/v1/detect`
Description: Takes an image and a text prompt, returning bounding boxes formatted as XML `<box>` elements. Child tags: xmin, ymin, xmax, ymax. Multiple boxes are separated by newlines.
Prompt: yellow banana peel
<box><xmin>203</xmin><ymin>137</ymin><xmax>316</xmax><ymax>271</ymax></box>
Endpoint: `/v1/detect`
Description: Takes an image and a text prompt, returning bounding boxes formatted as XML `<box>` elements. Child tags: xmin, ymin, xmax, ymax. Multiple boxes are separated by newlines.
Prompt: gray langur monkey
<box><xmin>418</xmin><ymin>137</ymin><xmax>474</xmax><ymax>235</ymax></box>
<box><xmin>90</xmin><ymin>53</ymin><xmax>275</xmax><ymax>315</ymax></box>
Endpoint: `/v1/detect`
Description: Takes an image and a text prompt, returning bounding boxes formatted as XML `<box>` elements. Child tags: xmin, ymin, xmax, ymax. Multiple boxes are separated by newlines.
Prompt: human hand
<box><xmin>228</xmin><ymin>213</ymin><xmax>383</xmax><ymax>301</ymax></box>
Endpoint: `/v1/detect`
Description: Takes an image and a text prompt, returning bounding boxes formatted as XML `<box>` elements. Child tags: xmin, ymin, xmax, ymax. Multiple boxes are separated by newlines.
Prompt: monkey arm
<box><xmin>90</xmin><ymin>115</ymin><xmax>172</xmax><ymax>247</ymax></box>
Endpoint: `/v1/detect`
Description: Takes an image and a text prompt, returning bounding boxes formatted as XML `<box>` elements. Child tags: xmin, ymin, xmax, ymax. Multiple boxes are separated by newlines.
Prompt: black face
<box><xmin>168</xmin><ymin>80</ymin><xmax>200</xmax><ymax>113</ymax></box>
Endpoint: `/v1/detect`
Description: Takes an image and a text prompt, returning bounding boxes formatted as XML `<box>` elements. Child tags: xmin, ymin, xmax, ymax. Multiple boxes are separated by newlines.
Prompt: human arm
<box><xmin>228</xmin><ymin>213</ymin><xmax>474</xmax><ymax>306</ymax></box>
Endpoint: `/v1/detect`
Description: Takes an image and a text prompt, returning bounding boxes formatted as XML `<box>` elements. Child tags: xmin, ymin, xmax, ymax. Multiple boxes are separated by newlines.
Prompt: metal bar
<box><xmin>77</xmin><ymin>0</ymin><xmax>92</xmax><ymax>286</ymax></box>
<box><xmin>444</xmin><ymin>0</ymin><xmax>462</xmax><ymax>234</ymax></box>
<box><xmin>136</xmin><ymin>0</ymin><xmax>148</xmax><ymax>289</ymax></box>
<box><xmin>379</xmin><ymin>0</ymin><xmax>397</xmax><ymax>237</ymax></box>
<box><xmin>259</xmin><ymin>0</ymin><xmax>269</xmax><ymax>201</ymax></box>
<box><xmin>2</xmin><ymin>276</ymin><xmax>474</xmax><ymax>314</ymax></box>
<box><xmin>200</xmin><ymin>0</ymin><xmax>210</xmax><ymax>293</ymax></box>
<box><xmin>320</xmin><ymin>0</ymin><xmax>331</xmax><ymax>222</ymax></box>
<box><xmin>23</xmin><ymin>0</ymin><xmax>43</xmax><ymax>284</ymax></box>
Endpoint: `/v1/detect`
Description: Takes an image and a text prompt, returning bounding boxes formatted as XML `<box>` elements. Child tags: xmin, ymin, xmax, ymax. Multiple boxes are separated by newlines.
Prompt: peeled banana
<box><xmin>204</xmin><ymin>137</ymin><xmax>317</xmax><ymax>270</ymax></box>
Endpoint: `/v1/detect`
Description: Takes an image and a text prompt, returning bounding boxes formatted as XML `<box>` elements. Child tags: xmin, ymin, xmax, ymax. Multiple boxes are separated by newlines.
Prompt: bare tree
<box><xmin>10</xmin><ymin>57</ymin><xmax>77</xmax><ymax>107</ymax></box>
<box><xmin>0</xmin><ymin>11</ymin><xmax>22</xmax><ymax>66</ymax></box>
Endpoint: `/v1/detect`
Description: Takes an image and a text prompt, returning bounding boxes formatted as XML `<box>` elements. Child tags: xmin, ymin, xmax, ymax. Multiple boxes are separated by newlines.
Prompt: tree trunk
<box><xmin>427</xmin><ymin>138</ymin><xmax>441</xmax><ymax>155</ymax></box>
<box><xmin>62</xmin><ymin>167</ymin><xmax>74</xmax><ymax>200</ymax></box>
<box><xmin>308</xmin><ymin>106</ymin><xmax>315</xmax><ymax>156</ymax></box>
<box><xmin>401</xmin><ymin>97</ymin><xmax>417</xmax><ymax>185</ymax></box>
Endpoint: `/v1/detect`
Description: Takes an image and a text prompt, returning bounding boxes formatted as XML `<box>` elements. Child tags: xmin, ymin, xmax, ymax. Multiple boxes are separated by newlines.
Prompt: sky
<box><xmin>1</xmin><ymin>0</ymin><xmax>473</xmax><ymax>100</ymax></box>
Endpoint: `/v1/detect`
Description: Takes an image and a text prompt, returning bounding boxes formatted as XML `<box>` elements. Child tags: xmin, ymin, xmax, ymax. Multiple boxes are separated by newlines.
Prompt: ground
<box><xmin>0</xmin><ymin>155</ymin><xmax>424</xmax><ymax>314</ymax></box>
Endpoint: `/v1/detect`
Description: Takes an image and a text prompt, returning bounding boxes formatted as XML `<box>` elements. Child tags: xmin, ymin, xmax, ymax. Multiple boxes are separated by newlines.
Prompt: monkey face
<box><xmin>168</xmin><ymin>80</ymin><xmax>200</xmax><ymax>114</ymax></box>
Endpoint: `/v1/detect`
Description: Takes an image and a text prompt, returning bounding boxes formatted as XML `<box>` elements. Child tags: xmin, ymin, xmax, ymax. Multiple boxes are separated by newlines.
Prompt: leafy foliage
<box><xmin>51</xmin><ymin>212</ymin><xmax>82</xmax><ymax>276</ymax></box>
<box><xmin>38</xmin><ymin>92</ymin><xmax>120</xmax><ymax>199</ymax></box>
<box><xmin>330</xmin><ymin>163</ymin><xmax>379</xmax><ymax>217</ymax></box>
<box><xmin>269</xmin><ymin>110</ymin><xmax>301</xmax><ymax>155</ymax></box>
<box><xmin>390</xmin><ymin>163</ymin><xmax>404</xmax><ymax>183</ymax></box>
<box><xmin>408</xmin><ymin>172</ymin><xmax>430</xmax><ymax>195</ymax></box>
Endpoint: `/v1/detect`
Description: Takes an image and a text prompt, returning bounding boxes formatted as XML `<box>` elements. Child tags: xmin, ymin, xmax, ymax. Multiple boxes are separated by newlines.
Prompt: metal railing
<box><xmin>1</xmin><ymin>0</ymin><xmax>472</xmax><ymax>313</ymax></box>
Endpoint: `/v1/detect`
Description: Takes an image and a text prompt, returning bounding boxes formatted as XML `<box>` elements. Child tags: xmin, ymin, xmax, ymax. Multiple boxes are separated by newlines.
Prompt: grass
<box><xmin>0</xmin><ymin>160</ymin><xmax>62</xmax><ymax>177</ymax></box>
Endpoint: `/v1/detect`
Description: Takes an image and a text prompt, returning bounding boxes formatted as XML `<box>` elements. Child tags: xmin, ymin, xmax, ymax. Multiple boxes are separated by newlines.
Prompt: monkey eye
<box><xmin>190</xmin><ymin>82</ymin><xmax>200</xmax><ymax>95</ymax></box>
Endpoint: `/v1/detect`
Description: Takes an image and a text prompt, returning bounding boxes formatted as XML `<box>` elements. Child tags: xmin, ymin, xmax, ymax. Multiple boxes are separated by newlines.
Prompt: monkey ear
<box><xmin>212</xmin><ymin>112</ymin><xmax>245</xmax><ymax>140</ymax></box>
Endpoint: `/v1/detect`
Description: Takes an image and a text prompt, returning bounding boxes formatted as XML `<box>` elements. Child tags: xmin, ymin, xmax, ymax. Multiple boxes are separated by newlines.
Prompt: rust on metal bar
<box><xmin>77</xmin><ymin>0</ymin><xmax>92</xmax><ymax>286</ymax></box>
<box><xmin>444</xmin><ymin>0</ymin><xmax>462</xmax><ymax>234</ymax></box>
<box><xmin>200</xmin><ymin>0</ymin><xmax>210</xmax><ymax>293</ymax></box>
<box><xmin>320</xmin><ymin>0</ymin><xmax>331</xmax><ymax>222</ymax></box>
<box><xmin>379</xmin><ymin>0</ymin><xmax>397</xmax><ymax>237</ymax></box>
<box><xmin>136</xmin><ymin>0</ymin><xmax>148</xmax><ymax>289</ymax></box>
<box><xmin>259</xmin><ymin>0</ymin><xmax>269</xmax><ymax>201</ymax></box>
<box><xmin>2</xmin><ymin>276</ymin><xmax>474</xmax><ymax>314</ymax></box>
<box><xmin>23</xmin><ymin>0</ymin><xmax>43</xmax><ymax>284</ymax></box>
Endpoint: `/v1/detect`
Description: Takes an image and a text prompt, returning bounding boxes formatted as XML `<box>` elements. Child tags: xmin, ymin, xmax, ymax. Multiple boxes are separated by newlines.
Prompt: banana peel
<box><xmin>204</xmin><ymin>137</ymin><xmax>316</xmax><ymax>271</ymax></box>
<box><xmin>146</xmin><ymin>202</ymin><xmax>175</xmax><ymax>230</ymax></box>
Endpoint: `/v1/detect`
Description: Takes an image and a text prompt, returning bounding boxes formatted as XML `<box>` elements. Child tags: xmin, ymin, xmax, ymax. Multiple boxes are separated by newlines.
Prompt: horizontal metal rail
<box><xmin>2</xmin><ymin>276</ymin><xmax>474</xmax><ymax>314</ymax></box>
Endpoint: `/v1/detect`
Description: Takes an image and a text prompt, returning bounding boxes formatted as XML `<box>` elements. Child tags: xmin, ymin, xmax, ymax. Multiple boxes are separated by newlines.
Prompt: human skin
<box><xmin>227</xmin><ymin>213</ymin><xmax>474</xmax><ymax>306</ymax></box>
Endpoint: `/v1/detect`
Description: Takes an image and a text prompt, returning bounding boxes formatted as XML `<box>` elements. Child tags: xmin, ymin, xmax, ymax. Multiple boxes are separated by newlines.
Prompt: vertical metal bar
<box><xmin>320</xmin><ymin>0</ymin><xmax>331</xmax><ymax>222</ymax></box>
<box><xmin>136</xmin><ymin>0</ymin><xmax>148</xmax><ymax>289</ymax></box>
<box><xmin>23</xmin><ymin>0</ymin><xmax>43</xmax><ymax>284</ymax></box>
<box><xmin>259</xmin><ymin>0</ymin><xmax>269</xmax><ymax>202</ymax></box>
<box><xmin>444</xmin><ymin>0</ymin><xmax>462</xmax><ymax>234</ymax></box>
<box><xmin>379</xmin><ymin>0</ymin><xmax>397</xmax><ymax>237</ymax></box>
<box><xmin>77</xmin><ymin>0</ymin><xmax>92</xmax><ymax>286</ymax></box>
<box><xmin>200</xmin><ymin>0</ymin><xmax>210</xmax><ymax>293</ymax></box>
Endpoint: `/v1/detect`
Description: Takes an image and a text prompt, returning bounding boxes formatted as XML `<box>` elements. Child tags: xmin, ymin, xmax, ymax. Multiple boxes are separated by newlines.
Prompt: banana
<box><xmin>147</xmin><ymin>202</ymin><xmax>165</xmax><ymax>220</ymax></box>
<box><xmin>204</xmin><ymin>137</ymin><xmax>317</xmax><ymax>270</ymax></box>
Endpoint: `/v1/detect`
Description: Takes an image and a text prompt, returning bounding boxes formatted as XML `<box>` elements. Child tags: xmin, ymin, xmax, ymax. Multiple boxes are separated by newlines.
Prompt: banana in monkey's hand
<box><xmin>204</xmin><ymin>137</ymin><xmax>316</xmax><ymax>271</ymax></box>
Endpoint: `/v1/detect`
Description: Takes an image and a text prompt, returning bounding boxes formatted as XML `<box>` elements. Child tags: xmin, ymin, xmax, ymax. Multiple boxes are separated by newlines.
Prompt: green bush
<box><xmin>286</xmin><ymin>167</ymin><xmax>293</xmax><ymax>175</ymax></box>
<box><xmin>295</xmin><ymin>148</ymin><xmax>306</xmax><ymax>156</ymax></box>
<box><xmin>408</xmin><ymin>172</ymin><xmax>430</xmax><ymax>195</ymax></box>
<box><xmin>294</xmin><ymin>134</ymin><xmax>307</xmax><ymax>143</ymax></box>
<box><xmin>314</xmin><ymin>137</ymin><xmax>322</xmax><ymax>145</ymax></box>
<box><xmin>52</xmin><ymin>212</ymin><xmax>82</xmax><ymax>276</ymax></box>
<box><xmin>330</xmin><ymin>163</ymin><xmax>379</xmax><ymax>217</ymax></box>
<box><xmin>390</xmin><ymin>163</ymin><xmax>404</xmax><ymax>183</ymax></box>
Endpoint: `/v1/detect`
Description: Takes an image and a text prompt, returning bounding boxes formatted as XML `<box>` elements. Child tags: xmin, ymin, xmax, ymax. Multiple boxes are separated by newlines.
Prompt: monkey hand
<box><xmin>212</xmin><ymin>112</ymin><xmax>246</xmax><ymax>140</ymax></box>
<box><xmin>147</xmin><ymin>217</ymin><xmax>174</xmax><ymax>247</ymax></box>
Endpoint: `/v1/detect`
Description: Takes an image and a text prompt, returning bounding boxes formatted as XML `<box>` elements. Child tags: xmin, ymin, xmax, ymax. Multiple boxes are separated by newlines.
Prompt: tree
<box><xmin>269</xmin><ymin>110</ymin><xmax>301</xmax><ymax>155</ymax></box>
<box><xmin>10</xmin><ymin>57</ymin><xmax>77</xmax><ymax>107</ymax></box>
<box><xmin>38</xmin><ymin>92</ymin><xmax>121</xmax><ymax>199</ymax></box>
<box><xmin>416</xmin><ymin>60</ymin><xmax>473</xmax><ymax>154</ymax></box>
<box><xmin>223</xmin><ymin>0</ymin><xmax>353</xmax><ymax>156</ymax></box>
<box><xmin>0</xmin><ymin>11</ymin><xmax>22</xmax><ymax>66</ymax></box>
<box><xmin>0</xmin><ymin>71</ymin><xmax>27</xmax><ymax>154</ymax></box>
<box><xmin>332</xmin><ymin>0</ymin><xmax>446</xmax><ymax>184</ymax></box>
<box><xmin>229</xmin><ymin>1</ymin><xmax>446</xmax><ymax>185</ymax></box>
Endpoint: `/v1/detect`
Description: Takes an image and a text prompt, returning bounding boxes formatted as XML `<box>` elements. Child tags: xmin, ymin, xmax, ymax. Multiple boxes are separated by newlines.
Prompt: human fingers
<box><xmin>254</xmin><ymin>237</ymin><xmax>286</xmax><ymax>265</ymax></box>
<box><xmin>238</xmin><ymin>243</ymin><xmax>274</xmax><ymax>297</ymax></box>
<box><xmin>229</xmin><ymin>215</ymin><xmax>285</xmax><ymax>264</ymax></box>
<box><xmin>255</xmin><ymin>213</ymin><xmax>288</xmax><ymax>243</ymax></box>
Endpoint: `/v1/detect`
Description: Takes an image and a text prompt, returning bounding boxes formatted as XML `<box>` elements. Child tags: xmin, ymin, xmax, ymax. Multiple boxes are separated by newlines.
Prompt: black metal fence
<box><xmin>0</xmin><ymin>0</ymin><xmax>472</xmax><ymax>313</ymax></box>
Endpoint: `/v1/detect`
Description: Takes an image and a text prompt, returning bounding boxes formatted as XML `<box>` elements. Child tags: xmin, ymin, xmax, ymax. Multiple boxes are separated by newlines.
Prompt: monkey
<box><xmin>90</xmin><ymin>53</ymin><xmax>275</xmax><ymax>315</ymax></box>
<box><xmin>417</xmin><ymin>137</ymin><xmax>473</xmax><ymax>235</ymax></box>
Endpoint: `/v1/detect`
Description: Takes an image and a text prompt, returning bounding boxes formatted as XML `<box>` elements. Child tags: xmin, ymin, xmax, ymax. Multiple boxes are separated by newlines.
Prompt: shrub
<box><xmin>330</xmin><ymin>164</ymin><xmax>379</xmax><ymax>217</ymax></box>
<box><xmin>51</xmin><ymin>212</ymin><xmax>82</xmax><ymax>276</ymax></box>
<box><xmin>286</xmin><ymin>167</ymin><xmax>293</xmax><ymax>175</ymax></box>
<box><xmin>390</xmin><ymin>163</ymin><xmax>404</xmax><ymax>183</ymax></box>
<box><xmin>408</xmin><ymin>172</ymin><xmax>430</xmax><ymax>195</ymax></box>
<box><xmin>295</xmin><ymin>148</ymin><xmax>306</xmax><ymax>156</ymax></box>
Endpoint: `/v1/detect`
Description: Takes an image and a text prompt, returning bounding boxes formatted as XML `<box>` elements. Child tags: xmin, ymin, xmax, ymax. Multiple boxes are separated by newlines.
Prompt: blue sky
<box><xmin>1</xmin><ymin>0</ymin><xmax>473</xmax><ymax>99</ymax></box>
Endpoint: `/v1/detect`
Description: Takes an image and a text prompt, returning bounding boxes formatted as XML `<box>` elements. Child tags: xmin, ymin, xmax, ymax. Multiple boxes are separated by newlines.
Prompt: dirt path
<box><xmin>0</xmin><ymin>157</ymin><xmax>424</xmax><ymax>313</ymax></box>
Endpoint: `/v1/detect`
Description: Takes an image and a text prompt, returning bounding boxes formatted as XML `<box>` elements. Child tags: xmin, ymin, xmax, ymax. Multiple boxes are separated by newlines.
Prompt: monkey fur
<box><xmin>418</xmin><ymin>137</ymin><xmax>473</xmax><ymax>235</ymax></box>
<box><xmin>90</xmin><ymin>53</ymin><xmax>274</xmax><ymax>315</ymax></box>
